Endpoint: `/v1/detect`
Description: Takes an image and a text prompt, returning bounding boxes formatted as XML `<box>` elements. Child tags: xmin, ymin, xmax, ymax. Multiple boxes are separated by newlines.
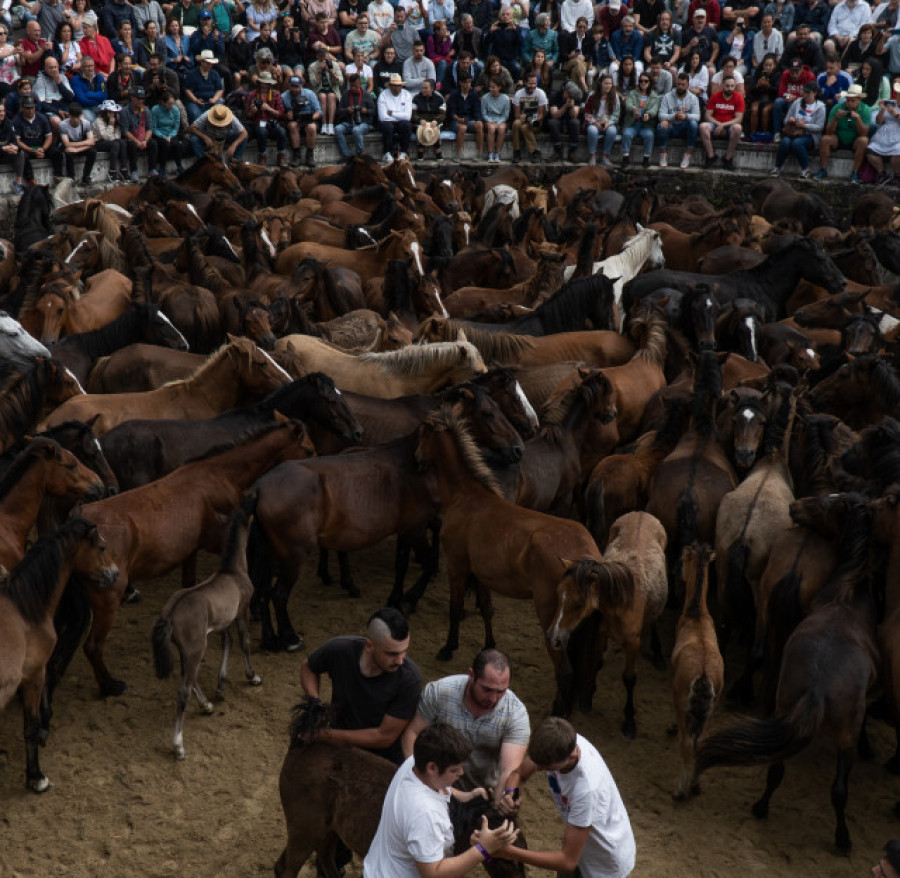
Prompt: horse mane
<box><xmin>477</xmin><ymin>202</ymin><xmax>511</xmax><ymax>245</ymax></box>
<box><xmin>568</xmin><ymin>558</ymin><xmax>634</xmax><ymax>611</ymax></box>
<box><xmin>181</xmin><ymin>419</ymin><xmax>294</xmax><ymax>465</ymax></box>
<box><xmin>188</xmin><ymin>236</ymin><xmax>225</xmax><ymax>294</ymax></box>
<box><xmin>541</xmin><ymin>369</ymin><xmax>611</xmax><ymax>431</ymax></box>
<box><xmin>760</xmin><ymin>382</ymin><xmax>795</xmax><ymax>458</ymax></box>
<box><xmin>56</xmin><ymin>303</ymin><xmax>156</xmax><ymax>361</ymax></box>
<box><xmin>218</xmin><ymin>489</ymin><xmax>257</xmax><ymax>574</ymax></box>
<box><xmin>121</xmin><ymin>225</ymin><xmax>159</xmax><ymax>269</ymax></box>
<box><xmin>0</xmin><ymin>517</ymin><xmax>94</xmax><ymax>624</ymax></box>
<box><xmin>321</xmin><ymin>263</ymin><xmax>357</xmax><ymax>316</ymax></box>
<box><xmin>359</xmin><ymin>340</ymin><xmax>482</xmax><ymax>377</ymax></box>
<box><xmin>85</xmin><ymin>199</ymin><xmax>125</xmax><ymax>244</ymax></box>
<box><xmin>529</xmin><ymin>274</ymin><xmax>614</xmax><ymax>334</ymax></box>
<box><xmin>866</xmin><ymin>356</ymin><xmax>900</xmax><ymax>408</ymax></box>
<box><xmin>426</xmin><ymin>405</ymin><xmax>503</xmax><ymax>496</ymax></box>
<box><xmin>168</xmin><ymin>338</ymin><xmax>251</xmax><ymax>388</ymax></box>
<box><xmin>383</xmin><ymin>260</ymin><xmax>413</xmax><ymax>316</ymax></box>
<box><xmin>690</xmin><ymin>350</ymin><xmax>722</xmax><ymax>436</ymax></box>
<box><xmin>684</xmin><ymin>542</ymin><xmax>713</xmax><ymax>620</ymax></box>
<box><xmin>0</xmin><ymin>360</ymin><xmax>57</xmax><ymax>444</ymax></box>
<box><xmin>319</xmin><ymin>160</ymin><xmax>356</xmax><ymax>190</ymax></box>
<box><xmin>420</xmin><ymin>317</ymin><xmax>535</xmax><ymax>362</ymax></box>
<box><xmin>512</xmin><ymin>205</ymin><xmax>544</xmax><ymax>243</ymax></box>
<box><xmin>288</xmin><ymin>697</ymin><xmax>337</xmax><ymax>749</ymax></box>
<box><xmin>573</xmin><ymin>222</ymin><xmax>600</xmax><ymax>276</ymax></box>
<box><xmin>628</xmin><ymin>304</ymin><xmax>668</xmax><ymax>368</ymax></box>
<box><xmin>367</xmin><ymin>193</ymin><xmax>398</xmax><ymax>228</ymax></box>
<box><xmin>0</xmin><ymin>437</ymin><xmax>60</xmax><ymax>502</ymax></box>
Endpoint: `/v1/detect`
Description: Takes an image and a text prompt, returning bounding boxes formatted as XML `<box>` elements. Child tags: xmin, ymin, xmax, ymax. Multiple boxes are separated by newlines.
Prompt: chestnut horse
<box><xmin>42</xmin><ymin>336</ymin><xmax>292</xmax><ymax>434</ymax></box>
<box><xmin>0</xmin><ymin>518</ymin><xmax>118</xmax><ymax>792</ymax></box>
<box><xmin>69</xmin><ymin>420</ymin><xmax>315</xmax><ymax>700</ymax></box>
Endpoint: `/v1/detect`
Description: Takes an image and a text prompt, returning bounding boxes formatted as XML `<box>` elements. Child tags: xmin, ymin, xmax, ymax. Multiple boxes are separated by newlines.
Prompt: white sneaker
<box><xmin>659</xmin><ymin>151</ymin><xmax>668</xmax><ymax>168</ymax></box>
<box><xmin>383</xmin><ymin>152</ymin><xmax>394</xmax><ymax>163</ymax></box>
<box><xmin>680</xmin><ymin>153</ymin><xmax>691</xmax><ymax>169</ymax></box>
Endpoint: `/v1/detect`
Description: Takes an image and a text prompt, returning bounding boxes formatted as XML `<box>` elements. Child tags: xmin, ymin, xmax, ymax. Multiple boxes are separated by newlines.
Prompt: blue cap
<box><xmin>289</xmin><ymin>74</ymin><xmax>302</xmax><ymax>85</ymax></box>
<box><xmin>199</xmin><ymin>9</ymin><xmax>212</xmax><ymax>18</ymax></box>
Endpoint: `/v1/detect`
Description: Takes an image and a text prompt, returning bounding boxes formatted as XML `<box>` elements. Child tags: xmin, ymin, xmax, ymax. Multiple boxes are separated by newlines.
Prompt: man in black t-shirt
<box><xmin>300</xmin><ymin>607</ymin><xmax>422</xmax><ymax>765</ymax></box>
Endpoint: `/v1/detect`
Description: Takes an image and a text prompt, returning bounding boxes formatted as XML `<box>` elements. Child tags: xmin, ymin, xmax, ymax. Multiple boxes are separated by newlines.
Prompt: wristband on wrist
<box><xmin>475</xmin><ymin>843</ymin><xmax>492</xmax><ymax>862</ymax></box>
<box><xmin>504</xmin><ymin>787</ymin><xmax>518</xmax><ymax>796</ymax></box>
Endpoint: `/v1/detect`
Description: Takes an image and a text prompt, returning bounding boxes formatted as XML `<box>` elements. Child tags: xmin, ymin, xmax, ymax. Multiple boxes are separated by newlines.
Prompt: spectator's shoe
<box><xmin>658</xmin><ymin>151</ymin><xmax>668</xmax><ymax>168</ymax></box>
<box><xmin>434</xmin><ymin>148</ymin><xmax>443</xmax><ymax>160</ymax></box>
<box><xmin>773</xmin><ymin>133</ymin><xmax>782</xmax><ymax>143</ymax></box>
<box><xmin>382</xmin><ymin>152</ymin><xmax>394</xmax><ymax>163</ymax></box>
<box><xmin>107</xmin><ymin>170</ymin><xmax>119</xmax><ymax>182</ymax></box>
<box><xmin>876</xmin><ymin>171</ymin><xmax>891</xmax><ymax>186</ymax></box>
<box><xmin>80</xmin><ymin>175</ymin><xmax>91</xmax><ymax>188</ymax></box>
<box><xmin>680</xmin><ymin>153</ymin><xmax>691</xmax><ymax>169</ymax></box>
<box><xmin>770</xmin><ymin>166</ymin><xmax>781</xmax><ymax>176</ymax></box>
<box><xmin>850</xmin><ymin>171</ymin><xmax>861</xmax><ymax>183</ymax></box>
<box><xmin>416</xmin><ymin>147</ymin><xmax>425</xmax><ymax>160</ymax></box>
<box><xmin>531</xmin><ymin>149</ymin><xmax>542</xmax><ymax>162</ymax></box>
<box><xmin>291</xmin><ymin>150</ymin><xmax>304</xmax><ymax>167</ymax></box>
<box><xmin>11</xmin><ymin>180</ymin><xmax>24</xmax><ymax>196</ymax></box>
<box><xmin>568</xmin><ymin>148</ymin><xmax>577</xmax><ymax>163</ymax></box>
<box><xmin>551</xmin><ymin>145</ymin><xmax>563</xmax><ymax>162</ymax></box>
<box><xmin>277</xmin><ymin>152</ymin><xmax>288</xmax><ymax>168</ymax></box>
<box><xmin>814</xmin><ymin>168</ymin><xmax>828</xmax><ymax>179</ymax></box>
<box><xmin>512</xmin><ymin>149</ymin><xmax>521</xmax><ymax>163</ymax></box>
<box><xmin>800</xmin><ymin>168</ymin><xmax>811</xmax><ymax>179</ymax></box>
<box><xmin>129</xmin><ymin>170</ymin><xmax>139</xmax><ymax>181</ymax></box>
<box><xmin>305</xmin><ymin>149</ymin><xmax>316</xmax><ymax>168</ymax></box>
<box><xmin>643</xmin><ymin>155</ymin><xmax>650</xmax><ymax>168</ymax></box>
<box><xmin>148</xmin><ymin>169</ymin><xmax>160</xmax><ymax>177</ymax></box>
<box><xmin>704</xmin><ymin>153</ymin><xmax>718</xmax><ymax>168</ymax></box>
<box><xmin>588</xmin><ymin>153</ymin><xmax>596</xmax><ymax>166</ymax></box>
<box><xmin>601</xmin><ymin>155</ymin><xmax>613</xmax><ymax>168</ymax></box>
<box><xmin>722</xmin><ymin>156</ymin><xmax>734</xmax><ymax>171</ymax></box>
<box><xmin>620</xmin><ymin>152</ymin><xmax>629</xmax><ymax>165</ymax></box>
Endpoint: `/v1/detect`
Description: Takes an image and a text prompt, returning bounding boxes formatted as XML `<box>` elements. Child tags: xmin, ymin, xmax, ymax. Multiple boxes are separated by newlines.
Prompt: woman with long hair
<box><xmin>111</xmin><ymin>20</ymin><xmax>137</xmax><ymax>66</ymax></box>
<box><xmin>523</xmin><ymin>47</ymin><xmax>552</xmax><ymax>90</ymax></box>
<box><xmin>621</xmin><ymin>70</ymin><xmax>659</xmax><ymax>166</ymax></box>
<box><xmin>477</xmin><ymin>54</ymin><xmax>516</xmax><ymax>95</ymax></box>
<box><xmin>66</xmin><ymin>0</ymin><xmax>91</xmax><ymax>41</ymax></box>
<box><xmin>679</xmin><ymin>49</ymin><xmax>708</xmax><ymax>110</ymax></box>
<box><xmin>614</xmin><ymin>54</ymin><xmax>637</xmax><ymax>94</ymax></box>
<box><xmin>746</xmin><ymin>51</ymin><xmax>778</xmax><ymax>135</ymax></box>
<box><xmin>55</xmin><ymin>20</ymin><xmax>82</xmax><ymax>78</ymax></box>
<box><xmin>584</xmin><ymin>73</ymin><xmax>621</xmax><ymax>166</ymax></box>
<box><xmin>857</xmin><ymin>57</ymin><xmax>890</xmax><ymax>115</ymax></box>
<box><xmin>866</xmin><ymin>80</ymin><xmax>900</xmax><ymax>186</ymax></box>
<box><xmin>164</xmin><ymin>17</ymin><xmax>192</xmax><ymax>78</ymax></box>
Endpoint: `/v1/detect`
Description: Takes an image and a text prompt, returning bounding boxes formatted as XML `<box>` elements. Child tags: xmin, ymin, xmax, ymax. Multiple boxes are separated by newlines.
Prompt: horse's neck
<box><xmin>0</xmin><ymin>461</ymin><xmax>51</xmax><ymax>543</ymax></box>
<box><xmin>182</xmin><ymin>353</ymin><xmax>242</xmax><ymax>410</ymax></box>
<box><xmin>432</xmin><ymin>430</ymin><xmax>495</xmax><ymax>505</ymax></box>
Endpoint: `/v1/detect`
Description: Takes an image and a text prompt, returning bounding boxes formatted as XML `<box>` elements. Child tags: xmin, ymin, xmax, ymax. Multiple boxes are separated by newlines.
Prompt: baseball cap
<box><xmin>289</xmin><ymin>74</ymin><xmax>302</xmax><ymax>86</ymax></box>
<box><xmin>790</xmin><ymin>57</ymin><xmax>802</xmax><ymax>69</ymax></box>
<box><xmin>693</xmin><ymin>8</ymin><xmax>706</xmax><ymax>16</ymax></box>
<box><xmin>20</xmin><ymin>94</ymin><xmax>35</xmax><ymax>107</ymax></box>
<box><xmin>198</xmin><ymin>9</ymin><xmax>212</xmax><ymax>18</ymax></box>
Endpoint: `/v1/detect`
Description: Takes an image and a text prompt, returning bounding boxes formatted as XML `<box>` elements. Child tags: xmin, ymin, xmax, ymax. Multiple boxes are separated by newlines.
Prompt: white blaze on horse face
<box><xmin>410</xmin><ymin>241</ymin><xmax>424</xmax><ymax>276</ymax></box>
<box><xmin>106</xmin><ymin>203</ymin><xmax>132</xmax><ymax>219</ymax></box>
<box><xmin>357</xmin><ymin>226</ymin><xmax>377</xmax><ymax>246</ymax></box>
<box><xmin>463</xmin><ymin>222</ymin><xmax>470</xmax><ymax>246</ymax></box>
<box><xmin>743</xmin><ymin>315</ymin><xmax>758</xmax><ymax>362</ymax></box>
<box><xmin>549</xmin><ymin>589</ymin><xmax>567</xmax><ymax>648</ymax></box>
<box><xmin>514</xmin><ymin>380</ymin><xmax>539</xmax><ymax>430</ymax></box>
<box><xmin>739</xmin><ymin>407</ymin><xmax>755</xmax><ymax>424</ymax></box>
<box><xmin>65</xmin><ymin>238</ymin><xmax>88</xmax><ymax>264</ymax></box>
<box><xmin>65</xmin><ymin>367</ymin><xmax>86</xmax><ymax>394</ymax></box>
<box><xmin>806</xmin><ymin>348</ymin><xmax>816</xmax><ymax>361</ymax></box>
<box><xmin>157</xmin><ymin>311</ymin><xmax>189</xmax><ymax>348</ymax></box>
<box><xmin>186</xmin><ymin>203</ymin><xmax>202</xmax><ymax>224</ymax></box>
<box><xmin>878</xmin><ymin>310</ymin><xmax>900</xmax><ymax>333</ymax></box>
<box><xmin>260</xmin><ymin>349</ymin><xmax>292</xmax><ymax>382</ymax></box>
<box><xmin>260</xmin><ymin>227</ymin><xmax>276</xmax><ymax>260</ymax></box>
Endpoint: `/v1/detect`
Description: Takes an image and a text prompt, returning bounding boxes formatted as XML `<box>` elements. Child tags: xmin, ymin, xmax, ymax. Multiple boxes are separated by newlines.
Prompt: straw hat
<box><xmin>417</xmin><ymin>120</ymin><xmax>440</xmax><ymax>146</ymax></box>
<box><xmin>839</xmin><ymin>84</ymin><xmax>865</xmax><ymax>100</ymax></box>
<box><xmin>196</xmin><ymin>49</ymin><xmax>219</xmax><ymax>64</ymax></box>
<box><xmin>207</xmin><ymin>104</ymin><xmax>233</xmax><ymax>126</ymax></box>
<box><xmin>388</xmin><ymin>72</ymin><xmax>405</xmax><ymax>86</ymax></box>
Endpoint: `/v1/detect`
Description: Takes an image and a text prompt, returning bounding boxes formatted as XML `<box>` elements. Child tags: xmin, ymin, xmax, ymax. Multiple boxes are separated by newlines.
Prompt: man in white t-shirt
<box><xmin>494</xmin><ymin>717</ymin><xmax>636</xmax><ymax>878</ymax></box>
<box><xmin>364</xmin><ymin>723</ymin><xmax>519</xmax><ymax>878</ymax></box>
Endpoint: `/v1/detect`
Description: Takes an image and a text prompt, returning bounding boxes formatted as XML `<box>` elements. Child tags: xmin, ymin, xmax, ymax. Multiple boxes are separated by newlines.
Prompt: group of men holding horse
<box><xmin>299</xmin><ymin>607</ymin><xmax>636</xmax><ymax>877</ymax></box>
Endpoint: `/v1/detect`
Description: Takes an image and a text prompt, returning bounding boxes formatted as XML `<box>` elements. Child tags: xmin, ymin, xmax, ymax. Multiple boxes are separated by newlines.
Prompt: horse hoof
<box><xmin>201</xmin><ymin>702</ymin><xmax>214</xmax><ymax>715</ymax></box>
<box><xmin>284</xmin><ymin>636</ymin><xmax>305</xmax><ymax>653</ymax></box>
<box><xmin>100</xmin><ymin>679</ymin><xmax>128</xmax><ymax>698</ymax></box>
<box><xmin>435</xmin><ymin>646</ymin><xmax>454</xmax><ymax>662</ymax></box>
<box><xmin>342</xmin><ymin>584</ymin><xmax>361</xmax><ymax>598</ymax></box>
<box><xmin>751</xmin><ymin>801</ymin><xmax>768</xmax><ymax>820</ymax></box>
<box><xmin>174</xmin><ymin>748</ymin><xmax>186</xmax><ymax>761</ymax></box>
<box><xmin>250</xmin><ymin>674</ymin><xmax>262</xmax><ymax>686</ymax></box>
<box><xmin>672</xmin><ymin>788</ymin><xmax>686</xmax><ymax>802</ymax></box>
<box><xmin>28</xmin><ymin>775</ymin><xmax>51</xmax><ymax>793</ymax></box>
<box><xmin>621</xmin><ymin>721</ymin><xmax>636</xmax><ymax>740</ymax></box>
<box><xmin>835</xmin><ymin>830</ymin><xmax>852</xmax><ymax>854</ymax></box>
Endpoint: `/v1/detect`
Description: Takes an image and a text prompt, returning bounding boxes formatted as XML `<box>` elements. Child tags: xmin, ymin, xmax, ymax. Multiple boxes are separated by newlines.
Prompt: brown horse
<box><xmin>0</xmin><ymin>518</ymin><xmax>118</xmax><ymax>791</ymax></box>
<box><xmin>151</xmin><ymin>491</ymin><xmax>262</xmax><ymax>760</ymax></box>
<box><xmin>649</xmin><ymin>220</ymin><xmax>745</xmax><ymax>272</ymax></box>
<box><xmin>0</xmin><ymin>358</ymin><xmax>85</xmax><ymax>454</ymax></box>
<box><xmin>546</xmin><ymin>511</ymin><xmax>668</xmax><ymax>735</ymax></box>
<box><xmin>73</xmin><ymin>420</ymin><xmax>315</xmax><ymax>698</ymax></box>
<box><xmin>809</xmin><ymin>353</ymin><xmax>900</xmax><ymax>429</ymax></box>
<box><xmin>0</xmin><ymin>437</ymin><xmax>105</xmax><ymax>568</ymax></box>
<box><xmin>43</xmin><ymin>337</ymin><xmax>292</xmax><ymax>434</ymax></box>
<box><xmin>249</xmin><ymin>385</ymin><xmax>525</xmax><ymax>651</ymax></box>
<box><xmin>85</xmin><ymin>344</ymin><xmax>206</xmax><ymax>393</ymax></box>
<box><xmin>696</xmin><ymin>493</ymin><xmax>877</xmax><ymax>853</ymax></box>
<box><xmin>670</xmin><ymin>542</ymin><xmax>723</xmax><ymax>800</ymax></box>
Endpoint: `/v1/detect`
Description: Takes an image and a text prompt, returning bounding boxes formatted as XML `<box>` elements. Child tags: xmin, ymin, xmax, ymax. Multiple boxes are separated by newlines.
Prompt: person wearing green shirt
<box><xmin>816</xmin><ymin>83</ymin><xmax>870</xmax><ymax>181</ymax></box>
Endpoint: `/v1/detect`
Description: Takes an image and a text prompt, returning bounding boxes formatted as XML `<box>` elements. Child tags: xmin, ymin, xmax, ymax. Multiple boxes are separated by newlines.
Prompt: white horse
<box><xmin>482</xmin><ymin>184</ymin><xmax>520</xmax><ymax>221</ymax></box>
<box><xmin>563</xmin><ymin>225</ymin><xmax>666</xmax><ymax>332</ymax></box>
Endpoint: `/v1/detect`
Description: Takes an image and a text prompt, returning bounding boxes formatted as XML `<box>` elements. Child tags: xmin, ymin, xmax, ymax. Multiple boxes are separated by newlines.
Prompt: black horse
<box><xmin>623</xmin><ymin>237</ymin><xmax>845</xmax><ymax>321</ymax></box>
<box><xmin>14</xmin><ymin>184</ymin><xmax>53</xmax><ymax>252</ymax></box>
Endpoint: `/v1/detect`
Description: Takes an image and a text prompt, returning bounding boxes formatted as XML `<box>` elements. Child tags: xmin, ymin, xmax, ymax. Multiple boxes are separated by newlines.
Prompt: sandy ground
<box><xmin>0</xmin><ymin>541</ymin><xmax>897</xmax><ymax>877</ymax></box>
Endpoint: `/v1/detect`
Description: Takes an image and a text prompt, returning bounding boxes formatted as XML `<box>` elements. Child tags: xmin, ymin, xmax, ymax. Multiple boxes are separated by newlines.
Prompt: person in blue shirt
<box><xmin>184</xmin><ymin>49</ymin><xmax>224</xmax><ymax>122</ymax></box>
<box><xmin>445</xmin><ymin>71</ymin><xmax>483</xmax><ymax>159</ymax></box>
<box><xmin>611</xmin><ymin>15</ymin><xmax>645</xmax><ymax>76</ymax></box>
<box><xmin>71</xmin><ymin>54</ymin><xmax>107</xmax><ymax>122</ymax></box>
<box><xmin>282</xmin><ymin>71</ymin><xmax>323</xmax><ymax>166</ymax></box>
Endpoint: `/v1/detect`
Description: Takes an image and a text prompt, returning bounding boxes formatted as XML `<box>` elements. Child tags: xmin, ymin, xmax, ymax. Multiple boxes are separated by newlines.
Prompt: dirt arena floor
<box><xmin>0</xmin><ymin>540</ymin><xmax>897</xmax><ymax>877</ymax></box>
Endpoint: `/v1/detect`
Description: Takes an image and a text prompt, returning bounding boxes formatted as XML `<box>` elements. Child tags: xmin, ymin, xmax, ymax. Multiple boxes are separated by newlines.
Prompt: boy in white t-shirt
<box><xmin>364</xmin><ymin>723</ymin><xmax>519</xmax><ymax>878</ymax></box>
<box><xmin>491</xmin><ymin>717</ymin><xmax>636</xmax><ymax>878</ymax></box>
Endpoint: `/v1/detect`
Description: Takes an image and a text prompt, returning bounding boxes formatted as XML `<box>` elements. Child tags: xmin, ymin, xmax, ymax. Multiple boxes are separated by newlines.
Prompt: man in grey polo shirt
<box><xmin>401</xmin><ymin>648</ymin><xmax>530</xmax><ymax>806</ymax></box>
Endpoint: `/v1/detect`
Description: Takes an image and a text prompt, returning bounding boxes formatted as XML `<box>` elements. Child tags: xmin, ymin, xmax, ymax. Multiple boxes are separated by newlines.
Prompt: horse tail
<box><xmin>151</xmin><ymin>616</ymin><xmax>175</xmax><ymax>679</ymax></box>
<box><xmin>584</xmin><ymin>479</ymin><xmax>608</xmax><ymax>549</ymax></box>
<box><xmin>288</xmin><ymin>696</ymin><xmax>335</xmax><ymax>749</ymax></box>
<box><xmin>592</xmin><ymin>560</ymin><xmax>634</xmax><ymax>611</ymax></box>
<box><xmin>725</xmin><ymin>541</ymin><xmax>755</xmax><ymax>642</ymax></box>
<box><xmin>696</xmin><ymin>690</ymin><xmax>823</xmax><ymax>773</ymax></box>
<box><xmin>247</xmin><ymin>506</ymin><xmax>273</xmax><ymax>596</ymax></box>
<box><xmin>673</xmin><ymin>488</ymin><xmax>699</xmax><ymax>579</ymax></box>
<box><xmin>758</xmin><ymin>569</ymin><xmax>805</xmax><ymax>708</ymax></box>
<box><xmin>685</xmin><ymin>674</ymin><xmax>717</xmax><ymax>740</ymax></box>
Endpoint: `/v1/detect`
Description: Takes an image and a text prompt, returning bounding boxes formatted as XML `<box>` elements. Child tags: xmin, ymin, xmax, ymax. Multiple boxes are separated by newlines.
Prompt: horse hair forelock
<box><xmin>428</xmin><ymin>406</ymin><xmax>503</xmax><ymax>496</ymax></box>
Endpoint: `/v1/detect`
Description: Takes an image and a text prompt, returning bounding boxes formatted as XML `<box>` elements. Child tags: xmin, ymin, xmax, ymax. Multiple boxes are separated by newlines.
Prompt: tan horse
<box><xmin>274</xmin><ymin>336</ymin><xmax>486</xmax><ymax>397</ymax></box>
<box><xmin>42</xmin><ymin>336</ymin><xmax>292</xmax><ymax>434</ymax></box>
<box><xmin>671</xmin><ymin>542</ymin><xmax>723</xmax><ymax>800</ymax></box>
<box><xmin>547</xmin><ymin>511</ymin><xmax>668</xmax><ymax>736</ymax></box>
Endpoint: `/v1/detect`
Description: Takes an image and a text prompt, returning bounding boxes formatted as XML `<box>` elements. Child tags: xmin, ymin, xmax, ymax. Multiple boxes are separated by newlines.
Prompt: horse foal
<box><xmin>671</xmin><ymin>543</ymin><xmax>723</xmax><ymax>800</ymax></box>
<box><xmin>152</xmin><ymin>492</ymin><xmax>262</xmax><ymax>760</ymax></box>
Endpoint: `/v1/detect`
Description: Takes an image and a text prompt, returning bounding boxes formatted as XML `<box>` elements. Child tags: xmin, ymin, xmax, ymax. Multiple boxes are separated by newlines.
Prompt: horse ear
<box><xmin>226</xmin><ymin>332</ymin><xmax>239</xmax><ymax>343</ymax></box>
<box><xmin>557</xmin><ymin>556</ymin><xmax>576</xmax><ymax>571</ymax></box>
<box><xmin>456</xmin><ymin>329</ymin><xmax>469</xmax><ymax>343</ymax></box>
<box><xmin>636</xmin><ymin>223</ymin><xmax>644</xmax><ymax>233</ymax></box>
<box><xmin>85</xmin><ymin>414</ymin><xmax>101</xmax><ymax>429</ymax></box>
<box><xmin>273</xmin><ymin>410</ymin><xmax>289</xmax><ymax>423</ymax></box>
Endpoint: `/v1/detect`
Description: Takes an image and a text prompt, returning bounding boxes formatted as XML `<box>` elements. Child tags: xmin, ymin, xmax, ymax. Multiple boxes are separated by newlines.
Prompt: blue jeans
<box><xmin>434</xmin><ymin>58</ymin><xmax>448</xmax><ymax>84</ymax></box>
<box><xmin>250</xmin><ymin>120</ymin><xmax>287</xmax><ymax>155</ymax></box>
<box><xmin>772</xmin><ymin>97</ymin><xmax>792</xmax><ymax>136</ymax></box>
<box><xmin>775</xmin><ymin>133</ymin><xmax>814</xmax><ymax>169</ymax></box>
<box><xmin>657</xmin><ymin>118</ymin><xmax>698</xmax><ymax>149</ymax></box>
<box><xmin>334</xmin><ymin>120</ymin><xmax>370</xmax><ymax>156</ymax></box>
<box><xmin>586</xmin><ymin>123</ymin><xmax>617</xmax><ymax>156</ymax></box>
<box><xmin>622</xmin><ymin>123</ymin><xmax>654</xmax><ymax>156</ymax></box>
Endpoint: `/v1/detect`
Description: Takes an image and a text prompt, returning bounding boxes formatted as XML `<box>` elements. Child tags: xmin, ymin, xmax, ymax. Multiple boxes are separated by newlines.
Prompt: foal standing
<box><xmin>152</xmin><ymin>491</ymin><xmax>263</xmax><ymax>760</ymax></box>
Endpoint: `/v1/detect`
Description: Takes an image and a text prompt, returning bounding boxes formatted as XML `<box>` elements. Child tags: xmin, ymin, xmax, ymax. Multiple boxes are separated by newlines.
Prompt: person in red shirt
<box><xmin>17</xmin><ymin>20</ymin><xmax>52</xmax><ymax>78</ymax></box>
<box><xmin>687</xmin><ymin>0</ymin><xmax>721</xmax><ymax>30</ymax></box>
<box><xmin>699</xmin><ymin>73</ymin><xmax>744</xmax><ymax>168</ymax></box>
<box><xmin>773</xmin><ymin>57</ymin><xmax>815</xmax><ymax>141</ymax></box>
<box><xmin>80</xmin><ymin>13</ymin><xmax>117</xmax><ymax>76</ymax></box>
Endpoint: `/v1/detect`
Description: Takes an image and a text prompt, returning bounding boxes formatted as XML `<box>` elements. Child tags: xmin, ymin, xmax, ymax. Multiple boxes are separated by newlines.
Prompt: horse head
<box><xmin>32</xmin><ymin>436</ymin><xmax>106</xmax><ymax>503</ymax></box>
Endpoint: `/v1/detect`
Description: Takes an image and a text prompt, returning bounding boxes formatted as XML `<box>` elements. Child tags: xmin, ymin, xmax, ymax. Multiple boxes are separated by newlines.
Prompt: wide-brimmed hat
<box><xmin>196</xmin><ymin>49</ymin><xmax>219</xmax><ymax>63</ymax></box>
<box><xmin>840</xmin><ymin>84</ymin><xmax>865</xmax><ymax>100</ymax></box>
<box><xmin>98</xmin><ymin>99</ymin><xmax>121</xmax><ymax>112</ymax></box>
<box><xmin>257</xmin><ymin>69</ymin><xmax>276</xmax><ymax>84</ymax></box>
<box><xmin>231</xmin><ymin>23</ymin><xmax>245</xmax><ymax>38</ymax></box>
<box><xmin>417</xmin><ymin>120</ymin><xmax>440</xmax><ymax>146</ymax></box>
<box><xmin>388</xmin><ymin>72</ymin><xmax>405</xmax><ymax>86</ymax></box>
<box><xmin>207</xmin><ymin>103</ymin><xmax>233</xmax><ymax>126</ymax></box>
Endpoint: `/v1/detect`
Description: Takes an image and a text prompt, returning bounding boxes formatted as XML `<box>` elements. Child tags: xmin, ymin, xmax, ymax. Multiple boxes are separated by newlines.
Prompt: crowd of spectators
<box><xmin>1</xmin><ymin>0</ymin><xmax>899</xmax><ymax>183</ymax></box>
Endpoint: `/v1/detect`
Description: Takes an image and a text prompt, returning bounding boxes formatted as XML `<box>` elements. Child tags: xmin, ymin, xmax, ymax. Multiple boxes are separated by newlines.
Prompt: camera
<box><xmin>736</xmin><ymin>18</ymin><xmax>745</xmax><ymax>29</ymax></box>
<box><xmin>254</xmin><ymin>98</ymin><xmax>263</xmax><ymax>108</ymax></box>
<box><xmin>352</xmin><ymin>108</ymin><xmax>362</xmax><ymax>124</ymax></box>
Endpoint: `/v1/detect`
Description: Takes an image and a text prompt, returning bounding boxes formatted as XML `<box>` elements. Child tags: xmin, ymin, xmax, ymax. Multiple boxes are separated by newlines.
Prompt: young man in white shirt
<box><xmin>377</xmin><ymin>71</ymin><xmax>413</xmax><ymax>159</ymax></box>
<box><xmin>364</xmin><ymin>723</ymin><xmax>519</xmax><ymax>878</ymax></box>
<box><xmin>494</xmin><ymin>717</ymin><xmax>636</xmax><ymax>878</ymax></box>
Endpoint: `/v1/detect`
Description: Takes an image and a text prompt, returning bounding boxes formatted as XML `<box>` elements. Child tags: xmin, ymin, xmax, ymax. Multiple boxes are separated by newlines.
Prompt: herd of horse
<box><xmin>3</xmin><ymin>151</ymin><xmax>900</xmax><ymax>873</ymax></box>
